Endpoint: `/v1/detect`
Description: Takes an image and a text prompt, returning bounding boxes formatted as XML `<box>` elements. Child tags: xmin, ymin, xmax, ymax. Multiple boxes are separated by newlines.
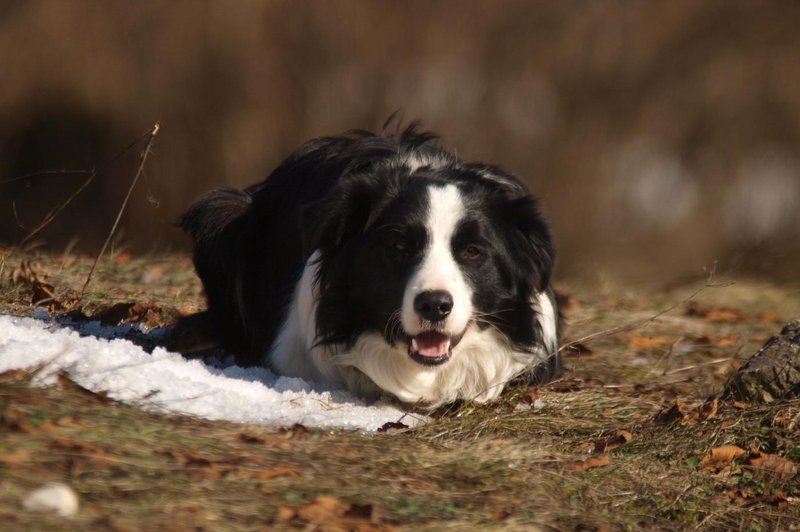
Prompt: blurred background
<box><xmin>1</xmin><ymin>0</ymin><xmax>799</xmax><ymax>285</ymax></box>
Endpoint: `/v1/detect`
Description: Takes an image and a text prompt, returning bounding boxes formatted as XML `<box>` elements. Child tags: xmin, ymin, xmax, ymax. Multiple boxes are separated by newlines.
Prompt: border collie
<box><xmin>180</xmin><ymin>125</ymin><xmax>560</xmax><ymax>406</ymax></box>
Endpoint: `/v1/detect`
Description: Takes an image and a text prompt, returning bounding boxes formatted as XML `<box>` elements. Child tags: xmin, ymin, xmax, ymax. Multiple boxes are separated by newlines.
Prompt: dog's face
<box><xmin>309</xmin><ymin>165</ymin><xmax>554</xmax><ymax>373</ymax></box>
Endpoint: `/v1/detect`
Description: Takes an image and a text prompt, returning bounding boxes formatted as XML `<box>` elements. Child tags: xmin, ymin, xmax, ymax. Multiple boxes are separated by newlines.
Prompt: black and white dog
<box><xmin>181</xmin><ymin>125</ymin><xmax>560</xmax><ymax>406</ymax></box>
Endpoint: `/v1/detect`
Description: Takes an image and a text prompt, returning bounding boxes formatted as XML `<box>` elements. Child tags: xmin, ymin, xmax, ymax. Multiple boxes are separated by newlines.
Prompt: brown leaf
<box><xmin>682</xmin><ymin>397</ymin><xmax>719</xmax><ymax>426</ymax></box>
<box><xmin>760</xmin><ymin>312</ymin><xmax>783</xmax><ymax>324</ymax></box>
<box><xmin>92</xmin><ymin>302</ymin><xmax>161</xmax><ymax>326</ymax></box>
<box><xmin>695</xmin><ymin>397</ymin><xmax>718</xmax><ymax>421</ymax></box>
<box><xmin>279</xmin><ymin>497</ymin><xmax>391</xmax><ymax>530</ymax></box>
<box><xmin>29</xmin><ymin>280</ymin><xmax>78</xmax><ymax>312</ymax></box>
<box><xmin>700</xmin><ymin>445</ymin><xmax>746</xmax><ymax>470</ymax></box>
<box><xmin>654</xmin><ymin>402</ymin><xmax>687</xmax><ymax>425</ymax></box>
<box><xmin>572</xmin><ymin>454</ymin><xmax>611</xmax><ymax>472</ymax></box>
<box><xmin>745</xmin><ymin>452</ymin><xmax>798</xmax><ymax>481</ymax></box>
<box><xmin>628</xmin><ymin>335</ymin><xmax>670</xmax><ymax>351</ymax></box>
<box><xmin>766</xmin><ymin>492</ymin><xmax>789</xmax><ymax>509</ymax></box>
<box><xmin>297</xmin><ymin>496</ymin><xmax>349</xmax><ymax>523</ymax></box>
<box><xmin>31</xmin><ymin>281</ymin><xmax>56</xmax><ymax>306</ymax></box>
<box><xmin>727</xmin><ymin>489</ymin><xmax>789</xmax><ymax>508</ymax></box>
<box><xmin>588</xmin><ymin>430</ymin><xmax>633</xmax><ymax>454</ymax></box>
<box><xmin>714</xmin><ymin>334</ymin><xmax>738</xmax><ymax>348</ymax></box>
<box><xmin>686</xmin><ymin>302</ymin><xmax>745</xmax><ymax>323</ymax></box>
<box><xmin>0</xmin><ymin>449</ymin><xmax>31</xmax><ymax>465</ymax></box>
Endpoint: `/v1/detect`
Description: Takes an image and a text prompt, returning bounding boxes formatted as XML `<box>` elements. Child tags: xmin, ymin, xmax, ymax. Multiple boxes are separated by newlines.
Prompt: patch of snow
<box><xmin>23</xmin><ymin>482</ymin><xmax>79</xmax><ymax>518</ymax></box>
<box><xmin>0</xmin><ymin>315</ymin><xmax>420</xmax><ymax>432</ymax></box>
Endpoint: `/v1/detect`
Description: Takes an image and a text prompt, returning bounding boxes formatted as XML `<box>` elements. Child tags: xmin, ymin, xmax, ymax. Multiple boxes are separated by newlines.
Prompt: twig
<box><xmin>662</xmin><ymin>358</ymin><xmax>733</xmax><ymax>376</ymax></box>
<box><xmin>0</xmin><ymin>173</ymin><xmax>93</xmax><ymax>279</ymax></box>
<box><xmin>0</xmin><ymin>126</ymin><xmax>158</xmax><ymax>280</ymax></box>
<box><xmin>80</xmin><ymin>122</ymin><xmax>160</xmax><ymax>300</ymax></box>
<box><xmin>19</xmin><ymin>170</ymin><xmax>96</xmax><ymax>250</ymax></box>
<box><xmin>0</xmin><ymin>169</ymin><xmax>93</xmax><ymax>186</ymax></box>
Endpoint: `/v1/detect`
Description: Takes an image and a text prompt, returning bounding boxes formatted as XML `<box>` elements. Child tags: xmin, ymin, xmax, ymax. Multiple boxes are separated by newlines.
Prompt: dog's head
<box><xmin>304</xmin><ymin>148</ymin><xmax>555</xmax><ymax>379</ymax></box>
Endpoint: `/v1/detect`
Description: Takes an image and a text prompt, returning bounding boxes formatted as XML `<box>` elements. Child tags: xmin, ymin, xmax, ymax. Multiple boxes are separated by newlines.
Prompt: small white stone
<box><xmin>22</xmin><ymin>482</ymin><xmax>79</xmax><ymax>518</ymax></box>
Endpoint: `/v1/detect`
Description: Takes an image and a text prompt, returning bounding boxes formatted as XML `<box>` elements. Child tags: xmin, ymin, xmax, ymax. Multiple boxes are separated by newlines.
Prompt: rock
<box><xmin>22</xmin><ymin>482</ymin><xmax>79</xmax><ymax>518</ymax></box>
<box><xmin>724</xmin><ymin>320</ymin><xmax>800</xmax><ymax>402</ymax></box>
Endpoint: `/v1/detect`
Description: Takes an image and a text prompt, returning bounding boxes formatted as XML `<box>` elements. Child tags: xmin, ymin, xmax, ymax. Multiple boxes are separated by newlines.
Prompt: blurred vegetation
<box><xmin>1</xmin><ymin>1</ymin><xmax>799</xmax><ymax>283</ymax></box>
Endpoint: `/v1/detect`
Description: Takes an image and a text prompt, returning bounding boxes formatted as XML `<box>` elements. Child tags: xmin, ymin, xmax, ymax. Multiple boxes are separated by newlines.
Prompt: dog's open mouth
<box><xmin>406</xmin><ymin>331</ymin><xmax>462</xmax><ymax>366</ymax></box>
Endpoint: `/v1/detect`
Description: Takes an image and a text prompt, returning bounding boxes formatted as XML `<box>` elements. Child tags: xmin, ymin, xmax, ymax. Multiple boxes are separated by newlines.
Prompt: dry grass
<box><xmin>1</xmin><ymin>252</ymin><xmax>799</xmax><ymax>530</ymax></box>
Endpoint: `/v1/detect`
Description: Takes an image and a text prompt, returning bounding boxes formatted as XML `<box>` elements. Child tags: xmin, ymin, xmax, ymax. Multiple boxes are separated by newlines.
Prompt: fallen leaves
<box><xmin>700</xmin><ymin>445</ymin><xmax>798</xmax><ymax>484</ymax></box>
<box><xmin>686</xmin><ymin>302</ymin><xmax>782</xmax><ymax>324</ymax></box>
<box><xmin>276</xmin><ymin>496</ymin><xmax>392</xmax><ymax>531</ymax></box>
<box><xmin>582</xmin><ymin>430</ymin><xmax>633</xmax><ymax>455</ymax></box>
<box><xmin>628</xmin><ymin>335</ymin><xmax>671</xmax><ymax>351</ymax></box>
<box><xmin>90</xmin><ymin>301</ymin><xmax>168</xmax><ymax>327</ymax></box>
<box><xmin>571</xmin><ymin>454</ymin><xmax>611</xmax><ymax>473</ymax></box>
<box><xmin>746</xmin><ymin>451</ymin><xmax>799</xmax><ymax>481</ymax></box>
<box><xmin>10</xmin><ymin>260</ymin><xmax>79</xmax><ymax>312</ymax></box>
<box><xmin>654</xmin><ymin>398</ymin><xmax>719</xmax><ymax>426</ymax></box>
<box><xmin>570</xmin><ymin>430</ymin><xmax>632</xmax><ymax>472</ymax></box>
<box><xmin>700</xmin><ymin>445</ymin><xmax>747</xmax><ymax>472</ymax></box>
<box><xmin>726</xmin><ymin>489</ymin><xmax>789</xmax><ymax>508</ymax></box>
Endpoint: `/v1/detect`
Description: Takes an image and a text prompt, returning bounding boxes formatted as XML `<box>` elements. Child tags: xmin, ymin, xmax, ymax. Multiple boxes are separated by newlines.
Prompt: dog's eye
<box><xmin>461</xmin><ymin>245</ymin><xmax>481</xmax><ymax>260</ymax></box>
<box><xmin>393</xmin><ymin>240</ymin><xmax>407</xmax><ymax>253</ymax></box>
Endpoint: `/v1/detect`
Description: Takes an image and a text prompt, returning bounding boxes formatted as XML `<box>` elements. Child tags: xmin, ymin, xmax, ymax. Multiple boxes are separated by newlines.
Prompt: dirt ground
<box><xmin>1</xmin><ymin>251</ymin><xmax>798</xmax><ymax>531</ymax></box>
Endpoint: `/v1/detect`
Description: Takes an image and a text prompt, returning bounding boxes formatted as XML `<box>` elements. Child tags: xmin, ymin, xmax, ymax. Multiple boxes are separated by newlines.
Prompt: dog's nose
<box><xmin>414</xmin><ymin>290</ymin><xmax>454</xmax><ymax>322</ymax></box>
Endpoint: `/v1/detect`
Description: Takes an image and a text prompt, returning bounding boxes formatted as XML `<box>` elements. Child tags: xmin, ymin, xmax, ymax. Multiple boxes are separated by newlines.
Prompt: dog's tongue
<box><xmin>412</xmin><ymin>331</ymin><xmax>451</xmax><ymax>358</ymax></box>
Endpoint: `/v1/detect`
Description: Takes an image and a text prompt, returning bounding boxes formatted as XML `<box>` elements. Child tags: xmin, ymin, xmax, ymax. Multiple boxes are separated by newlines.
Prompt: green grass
<box><xmin>1</xmin><ymin>251</ymin><xmax>799</xmax><ymax>530</ymax></box>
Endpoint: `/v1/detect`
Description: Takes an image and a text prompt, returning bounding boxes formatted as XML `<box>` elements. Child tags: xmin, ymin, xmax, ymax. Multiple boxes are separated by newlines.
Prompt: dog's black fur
<box><xmin>180</xmin><ymin>125</ymin><xmax>560</xmax><ymax>402</ymax></box>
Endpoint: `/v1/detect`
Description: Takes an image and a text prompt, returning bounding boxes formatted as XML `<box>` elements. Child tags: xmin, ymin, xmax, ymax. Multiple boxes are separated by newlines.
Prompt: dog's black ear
<box><xmin>301</xmin><ymin>175</ymin><xmax>385</xmax><ymax>285</ymax></box>
<box><xmin>502</xmin><ymin>194</ymin><xmax>555</xmax><ymax>292</ymax></box>
<box><xmin>473</xmin><ymin>164</ymin><xmax>555</xmax><ymax>292</ymax></box>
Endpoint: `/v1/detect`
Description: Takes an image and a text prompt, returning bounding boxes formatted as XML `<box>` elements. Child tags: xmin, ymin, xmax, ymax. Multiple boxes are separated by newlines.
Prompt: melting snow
<box><xmin>0</xmin><ymin>314</ymin><xmax>419</xmax><ymax>431</ymax></box>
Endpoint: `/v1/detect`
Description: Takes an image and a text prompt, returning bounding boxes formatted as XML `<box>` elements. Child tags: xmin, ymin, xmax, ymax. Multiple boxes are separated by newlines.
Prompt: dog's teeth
<box><xmin>411</xmin><ymin>338</ymin><xmax>419</xmax><ymax>352</ymax></box>
<box><xmin>444</xmin><ymin>340</ymin><xmax>451</xmax><ymax>353</ymax></box>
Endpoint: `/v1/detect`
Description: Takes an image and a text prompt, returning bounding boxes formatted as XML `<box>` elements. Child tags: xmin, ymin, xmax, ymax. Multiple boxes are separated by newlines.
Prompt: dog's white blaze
<box><xmin>400</xmin><ymin>184</ymin><xmax>472</xmax><ymax>336</ymax></box>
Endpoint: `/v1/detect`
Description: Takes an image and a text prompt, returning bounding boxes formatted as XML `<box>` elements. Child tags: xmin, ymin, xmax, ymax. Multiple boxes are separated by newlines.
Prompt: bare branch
<box><xmin>80</xmin><ymin>122</ymin><xmax>160</xmax><ymax>300</ymax></box>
